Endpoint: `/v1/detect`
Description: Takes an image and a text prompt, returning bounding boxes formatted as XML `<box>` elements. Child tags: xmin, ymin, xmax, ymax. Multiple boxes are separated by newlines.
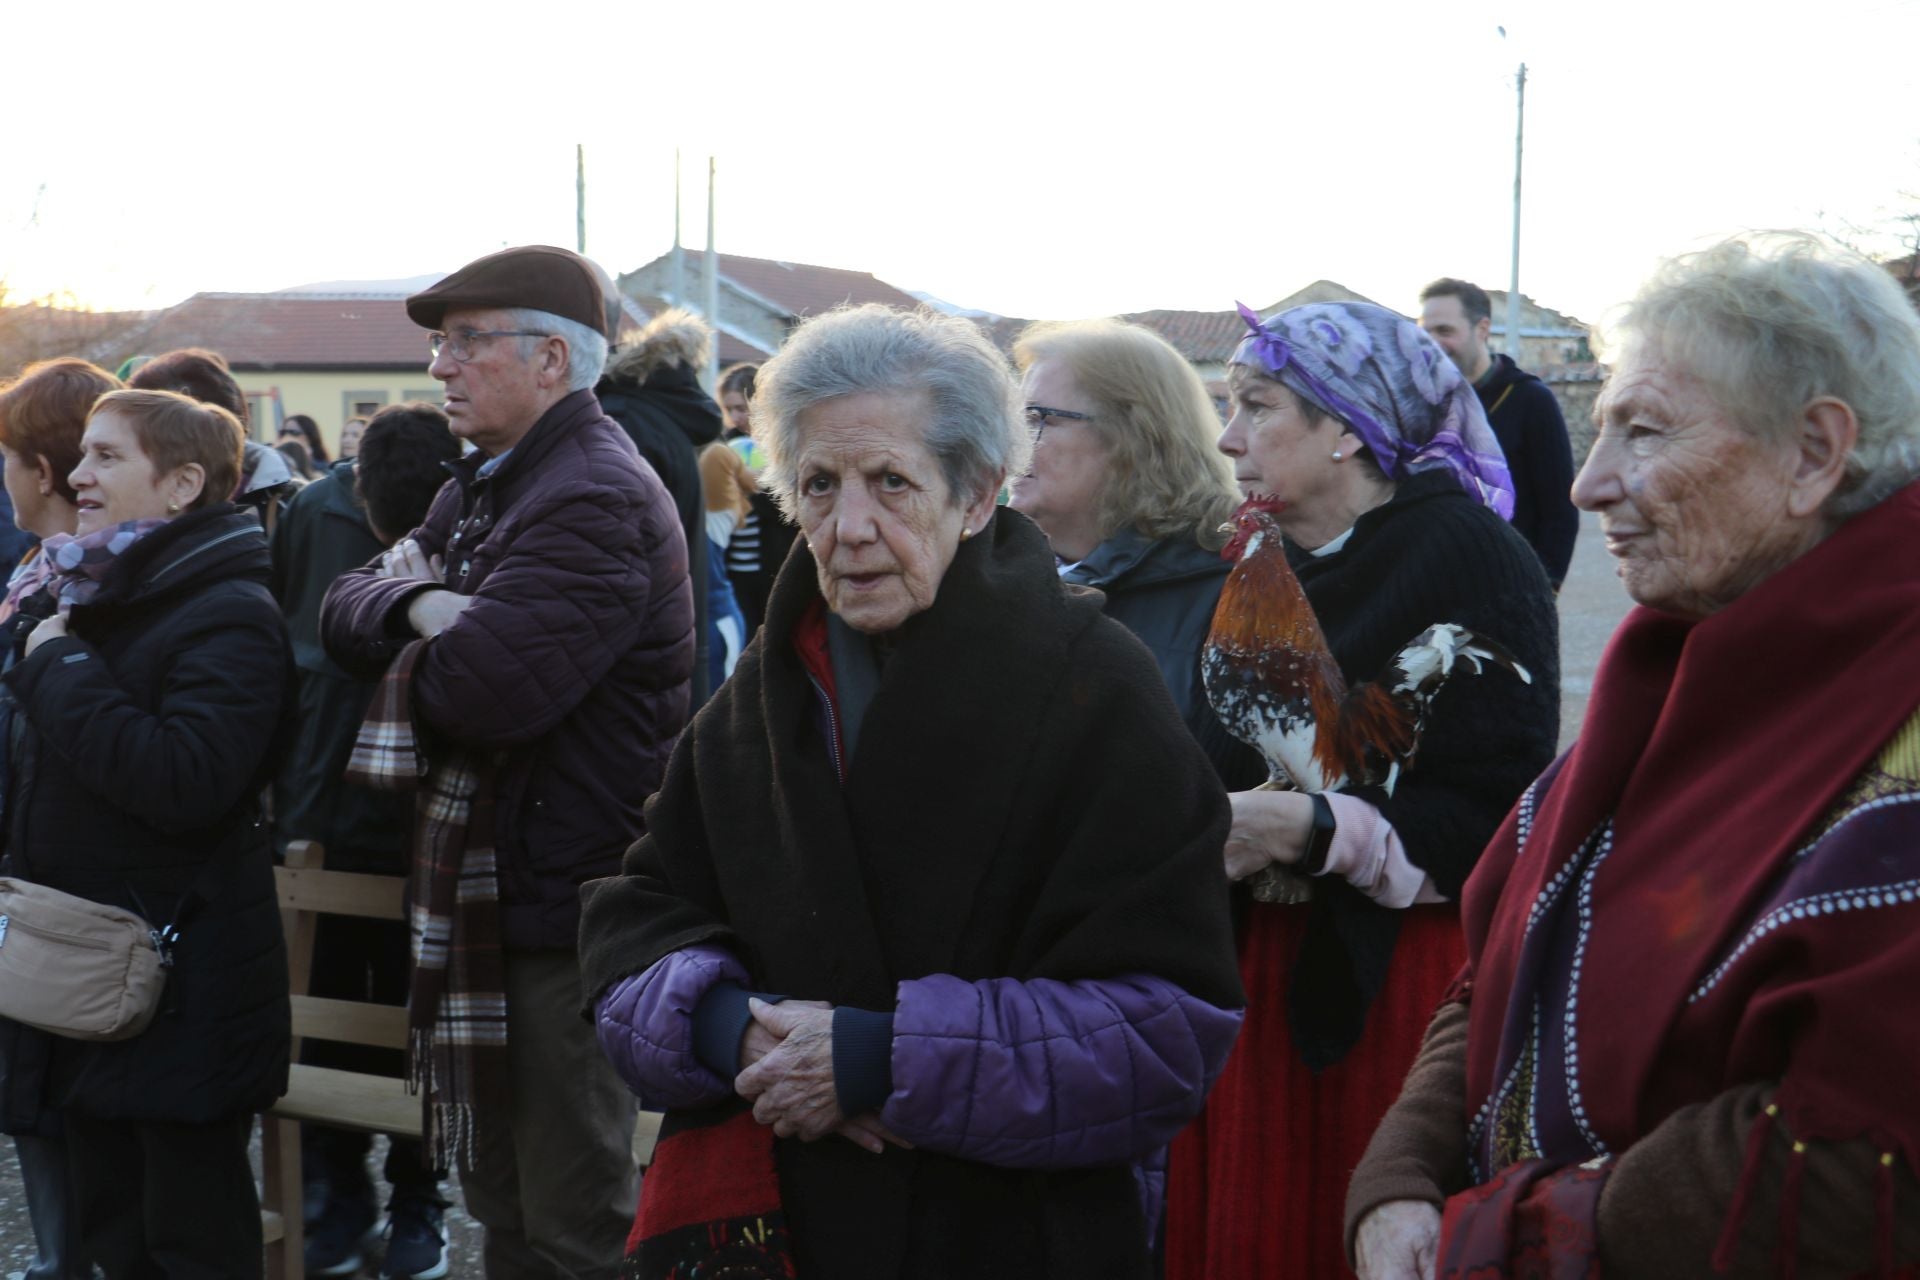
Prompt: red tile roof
<box><xmin>969</xmin><ymin>310</ymin><xmax>1247</xmax><ymax>364</ymax></box>
<box><xmin>126</xmin><ymin>293</ymin><xmax>428</xmax><ymax>370</ymax></box>
<box><xmin>1120</xmin><ymin>309</ymin><xmax>1249</xmax><ymax>363</ymax></box>
<box><xmin>640</xmin><ymin>252</ymin><xmax>926</xmax><ymax>319</ymax></box>
<box><xmin>623</xmin><ymin>293</ymin><xmax>771</xmax><ymax>366</ymax></box>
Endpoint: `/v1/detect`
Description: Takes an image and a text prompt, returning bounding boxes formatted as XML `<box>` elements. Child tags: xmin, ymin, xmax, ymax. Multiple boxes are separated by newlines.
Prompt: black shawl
<box><xmin>1282</xmin><ymin>470</ymin><xmax>1559</xmax><ymax>1066</ymax></box>
<box><xmin>580</xmin><ymin>508</ymin><xmax>1242</xmax><ymax>1280</ymax></box>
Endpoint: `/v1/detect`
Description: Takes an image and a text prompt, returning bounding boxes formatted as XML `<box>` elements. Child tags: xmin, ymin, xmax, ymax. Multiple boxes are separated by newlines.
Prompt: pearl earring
<box><xmin>1331</xmin><ymin>450</ymin><xmax>1344</xmax><ymax>461</ymax></box>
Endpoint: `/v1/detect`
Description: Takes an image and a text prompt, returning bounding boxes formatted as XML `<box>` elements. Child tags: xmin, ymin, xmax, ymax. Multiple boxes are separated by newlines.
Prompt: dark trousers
<box><xmin>64</xmin><ymin>1110</ymin><xmax>260</xmax><ymax>1280</ymax></box>
<box><xmin>14</xmin><ymin>1130</ymin><xmax>88</xmax><ymax>1278</ymax></box>
<box><xmin>303</xmin><ymin>917</ymin><xmax>445</xmax><ymax>1205</ymax></box>
<box><xmin>302</xmin><ymin>911</ymin><xmax>446</xmax><ymax>1206</ymax></box>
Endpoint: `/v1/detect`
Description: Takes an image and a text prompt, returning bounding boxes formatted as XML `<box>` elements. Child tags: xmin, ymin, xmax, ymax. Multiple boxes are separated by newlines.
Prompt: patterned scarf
<box><xmin>1232</xmin><ymin>302</ymin><xmax>1515</xmax><ymax>518</ymax></box>
<box><xmin>345</xmin><ymin>639</ymin><xmax>507</xmax><ymax>1171</ymax></box>
<box><xmin>0</xmin><ymin>547</ymin><xmax>49</xmax><ymax>625</ymax></box>
<box><xmin>39</xmin><ymin>518</ymin><xmax>169</xmax><ymax>615</ymax></box>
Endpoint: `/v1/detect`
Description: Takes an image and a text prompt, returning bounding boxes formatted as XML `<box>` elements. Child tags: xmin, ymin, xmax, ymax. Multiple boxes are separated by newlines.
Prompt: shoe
<box><xmin>302</xmin><ymin>1173</ymin><xmax>330</xmax><ymax>1228</ymax></box>
<box><xmin>378</xmin><ymin>1200</ymin><xmax>449</xmax><ymax>1280</ymax></box>
<box><xmin>305</xmin><ymin>1192</ymin><xmax>378</xmax><ymax>1277</ymax></box>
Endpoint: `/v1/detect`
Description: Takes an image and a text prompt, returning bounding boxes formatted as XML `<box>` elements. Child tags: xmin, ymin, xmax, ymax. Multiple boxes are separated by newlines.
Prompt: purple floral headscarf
<box><xmin>1232</xmin><ymin>301</ymin><xmax>1515</xmax><ymax>519</ymax></box>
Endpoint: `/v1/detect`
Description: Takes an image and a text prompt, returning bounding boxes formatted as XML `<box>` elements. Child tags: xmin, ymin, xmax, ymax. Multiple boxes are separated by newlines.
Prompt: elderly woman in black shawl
<box><xmin>579</xmin><ymin>304</ymin><xmax>1245</xmax><ymax>1280</ymax></box>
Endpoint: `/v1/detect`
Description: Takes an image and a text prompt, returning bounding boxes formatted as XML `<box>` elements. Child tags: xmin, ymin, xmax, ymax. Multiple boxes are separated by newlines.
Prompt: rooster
<box><xmin>1203</xmin><ymin>494</ymin><xmax>1530</xmax><ymax>901</ymax></box>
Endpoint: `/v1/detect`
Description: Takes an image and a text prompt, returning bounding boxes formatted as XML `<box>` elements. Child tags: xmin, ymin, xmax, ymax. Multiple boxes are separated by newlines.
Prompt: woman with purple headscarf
<box><xmin>1164</xmin><ymin>301</ymin><xmax>1560</xmax><ymax>1279</ymax></box>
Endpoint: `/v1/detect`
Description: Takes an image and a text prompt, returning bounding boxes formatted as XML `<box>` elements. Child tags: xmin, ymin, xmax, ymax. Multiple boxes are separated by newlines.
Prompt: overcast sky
<box><xmin>7</xmin><ymin>0</ymin><xmax>1917</xmax><ymax>328</ymax></box>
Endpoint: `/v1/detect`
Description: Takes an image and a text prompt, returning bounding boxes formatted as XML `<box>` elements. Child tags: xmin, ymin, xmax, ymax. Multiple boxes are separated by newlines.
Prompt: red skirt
<box><xmin>1165</xmin><ymin>902</ymin><xmax>1464</xmax><ymax>1280</ymax></box>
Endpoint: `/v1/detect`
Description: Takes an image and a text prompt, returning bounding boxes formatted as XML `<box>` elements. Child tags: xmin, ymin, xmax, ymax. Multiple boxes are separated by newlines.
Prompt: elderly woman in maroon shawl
<box><xmin>1348</xmin><ymin>234</ymin><xmax>1920</xmax><ymax>1278</ymax></box>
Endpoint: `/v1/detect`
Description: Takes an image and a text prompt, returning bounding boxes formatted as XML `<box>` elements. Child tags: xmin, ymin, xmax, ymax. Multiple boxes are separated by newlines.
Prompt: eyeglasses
<box><xmin>1024</xmin><ymin>404</ymin><xmax>1096</xmax><ymax>443</ymax></box>
<box><xmin>427</xmin><ymin>329</ymin><xmax>551</xmax><ymax>363</ymax></box>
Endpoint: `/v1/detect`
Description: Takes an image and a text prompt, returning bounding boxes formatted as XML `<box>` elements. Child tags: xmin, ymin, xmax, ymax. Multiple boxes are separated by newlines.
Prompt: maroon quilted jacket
<box><xmin>321</xmin><ymin>389</ymin><xmax>694</xmax><ymax>949</ymax></box>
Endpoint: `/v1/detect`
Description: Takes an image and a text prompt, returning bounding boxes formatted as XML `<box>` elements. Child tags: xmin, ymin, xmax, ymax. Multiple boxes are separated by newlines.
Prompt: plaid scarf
<box><xmin>345</xmin><ymin>639</ymin><xmax>507</xmax><ymax>1170</ymax></box>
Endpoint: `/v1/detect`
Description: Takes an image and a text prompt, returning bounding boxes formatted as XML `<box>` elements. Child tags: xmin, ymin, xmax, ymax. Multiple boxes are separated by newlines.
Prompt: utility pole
<box><xmin>671</xmin><ymin>149</ymin><xmax>685</xmax><ymax>307</ymax></box>
<box><xmin>705</xmin><ymin>155</ymin><xmax>720</xmax><ymax>389</ymax></box>
<box><xmin>1506</xmin><ymin>63</ymin><xmax>1526</xmax><ymax>361</ymax></box>
<box><xmin>575</xmin><ymin>144</ymin><xmax>587</xmax><ymax>255</ymax></box>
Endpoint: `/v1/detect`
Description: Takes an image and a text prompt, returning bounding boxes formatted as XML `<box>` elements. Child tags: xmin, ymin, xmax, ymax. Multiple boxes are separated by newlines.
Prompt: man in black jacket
<box><xmin>1419</xmin><ymin>278</ymin><xmax>1579</xmax><ymax>588</ymax></box>
<box><xmin>271</xmin><ymin>403</ymin><xmax>459</xmax><ymax>1278</ymax></box>
<box><xmin>594</xmin><ymin>308</ymin><xmax>723</xmax><ymax>701</ymax></box>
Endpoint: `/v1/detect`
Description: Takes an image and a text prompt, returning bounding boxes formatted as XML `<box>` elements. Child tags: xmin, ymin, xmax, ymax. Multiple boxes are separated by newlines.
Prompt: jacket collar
<box><xmin>596</xmin><ymin>362</ymin><xmax>724</xmax><ymax>451</ymax></box>
<box><xmin>1064</xmin><ymin>525</ymin><xmax>1227</xmax><ymax>590</ymax></box>
<box><xmin>81</xmin><ymin>505</ymin><xmax>269</xmax><ymax>612</ymax></box>
<box><xmin>315</xmin><ymin>462</ymin><xmax>368</xmax><ymax>526</ymax></box>
<box><xmin>446</xmin><ymin>388</ymin><xmax>604</xmax><ymax>494</ymax></box>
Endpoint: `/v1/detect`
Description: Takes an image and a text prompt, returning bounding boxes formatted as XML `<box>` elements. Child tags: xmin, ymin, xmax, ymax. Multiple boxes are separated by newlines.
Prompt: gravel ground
<box><xmin>0</xmin><ymin>511</ymin><xmax>1632</xmax><ymax>1274</ymax></box>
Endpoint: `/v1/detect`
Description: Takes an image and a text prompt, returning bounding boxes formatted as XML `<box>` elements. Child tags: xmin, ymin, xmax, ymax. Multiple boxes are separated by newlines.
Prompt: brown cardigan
<box><xmin>1345</xmin><ymin>1000</ymin><xmax>1920</xmax><ymax>1277</ymax></box>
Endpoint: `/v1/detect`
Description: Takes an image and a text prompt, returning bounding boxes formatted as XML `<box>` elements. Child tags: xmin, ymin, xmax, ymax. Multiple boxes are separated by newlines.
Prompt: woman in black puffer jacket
<box><xmin>0</xmin><ymin>388</ymin><xmax>292</xmax><ymax>1278</ymax></box>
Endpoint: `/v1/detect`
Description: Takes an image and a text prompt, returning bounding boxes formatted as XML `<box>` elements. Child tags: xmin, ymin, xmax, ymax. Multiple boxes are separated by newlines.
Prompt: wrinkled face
<box><xmin>427</xmin><ymin>306</ymin><xmax>551</xmax><ymax>455</ymax></box>
<box><xmin>1574</xmin><ymin>345</ymin><xmax>1805</xmax><ymax>619</ymax></box>
<box><xmin>1008</xmin><ymin>358</ymin><xmax>1110</xmax><ymax>551</ymax></box>
<box><xmin>721</xmin><ymin>391</ymin><xmax>752</xmax><ymax>436</ymax></box>
<box><xmin>1420</xmin><ymin>295</ymin><xmax>1490</xmax><ymax>379</ymax></box>
<box><xmin>70</xmin><ymin>410</ymin><xmax>182</xmax><ymax>534</ymax></box>
<box><xmin>794</xmin><ymin>390</ymin><xmax>987</xmax><ymax>634</ymax></box>
<box><xmin>339</xmin><ymin>420</ymin><xmax>364</xmax><ymax>459</ymax></box>
<box><xmin>1218</xmin><ymin>368</ymin><xmax>1345</xmax><ymax>523</ymax></box>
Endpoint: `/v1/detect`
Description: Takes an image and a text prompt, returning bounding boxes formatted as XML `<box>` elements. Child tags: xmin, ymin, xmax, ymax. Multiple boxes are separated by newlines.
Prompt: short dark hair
<box><xmin>718</xmin><ymin>362</ymin><xmax>759</xmax><ymax>400</ymax></box>
<box><xmin>89</xmin><ymin>388</ymin><xmax>245</xmax><ymax>511</ymax></box>
<box><xmin>1420</xmin><ymin>278</ymin><xmax>1492</xmax><ymax>327</ymax></box>
<box><xmin>355</xmin><ymin>402</ymin><xmax>458</xmax><ymax>544</ymax></box>
<box><xmin>127</xmin><ymin>348</ymin><xmax>250</xmax><ymax>426</ymax></box>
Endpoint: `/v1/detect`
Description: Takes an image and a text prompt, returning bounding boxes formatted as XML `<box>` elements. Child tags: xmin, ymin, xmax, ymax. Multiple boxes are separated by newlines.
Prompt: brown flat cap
<box><xmin>406</xmin><ymin>245</ymin><xmax>611</xmax><ymax>336</ymax></box>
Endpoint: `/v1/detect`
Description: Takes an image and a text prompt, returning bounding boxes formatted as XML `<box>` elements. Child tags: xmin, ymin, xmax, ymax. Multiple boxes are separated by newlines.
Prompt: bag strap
<box><xmin>148</xmin><ymin>804</ymin><xmax>265</xmax><ymax>966</ymax></box>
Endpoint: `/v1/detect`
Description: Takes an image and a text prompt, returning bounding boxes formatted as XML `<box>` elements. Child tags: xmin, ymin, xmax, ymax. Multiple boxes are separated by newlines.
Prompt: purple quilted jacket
<box><xmin>595</xmin><ymin>943</ymin><xmax>1242</xmax><ymax>1167</ymax></box>
<box><xmin>322</xmin><ymin>389</ymin><xmax>694</xmax><ymax>949</ymax></box>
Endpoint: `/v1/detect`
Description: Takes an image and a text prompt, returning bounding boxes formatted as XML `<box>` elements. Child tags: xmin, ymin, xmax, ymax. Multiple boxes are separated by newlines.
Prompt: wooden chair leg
<box><xmin>261</xmin><ymin>1112</ymin><xmax>306</xmax><ymax>1280</ymax></box>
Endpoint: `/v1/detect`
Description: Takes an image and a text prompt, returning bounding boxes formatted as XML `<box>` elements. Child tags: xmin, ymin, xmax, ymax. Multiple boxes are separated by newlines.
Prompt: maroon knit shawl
<box><xmin>1460</xmin><ymin>481</ymin><xmax>1920</xmax><ymax>1176</ymax></box>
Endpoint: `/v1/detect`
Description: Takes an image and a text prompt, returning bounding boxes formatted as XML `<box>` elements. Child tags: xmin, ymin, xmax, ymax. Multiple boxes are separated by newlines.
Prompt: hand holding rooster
<box><xmin>1203</xmin><ymin>494</ymin><xmax>1530</xmax><ymax>901</ymax></box>
<box><xmin>1223</xmin><ymin>790</ymin><xmax>1317</xmax><ymax>882</ymax></box>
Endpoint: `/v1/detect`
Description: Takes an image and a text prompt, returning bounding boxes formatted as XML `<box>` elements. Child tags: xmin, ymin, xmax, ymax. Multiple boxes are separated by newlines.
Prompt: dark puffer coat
<box><xmin>595</xmin><ymin>326</ymin><xmax>724</xmax><ymax>703</ymax></box>
<box><xmin>270</xmin><ymin>460</ymin><xmax>411</xmax><ymax>871</ymax></box>
<box><xmin>321</xmin><ymin>389</ymin><xmax>695</xmax><ymax>949</ymax></box>
<box><xmin>1063</xmin><ymin>527</ymin><xmax>1266</xmax><ymax>791</ymax></box>
<box><xmin>0</xmin><ymin>505</ymin><xmax>293</xmax><ymax>1125</ymax></box>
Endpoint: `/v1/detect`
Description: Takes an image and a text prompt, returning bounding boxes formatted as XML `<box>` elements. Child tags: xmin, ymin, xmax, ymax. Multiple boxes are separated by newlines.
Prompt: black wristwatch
<box><xmin>1299</xmin><ymin>793</ymin><xmax>1337</xmax><ymax>876</ymax></box>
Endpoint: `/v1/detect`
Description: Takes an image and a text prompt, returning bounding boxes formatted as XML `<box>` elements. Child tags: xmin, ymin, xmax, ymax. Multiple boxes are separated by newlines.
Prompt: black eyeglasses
<box><xmin>428</xmin><ymin>329</ymin><xmax>552</xmax><ymax>363</ymax></box>
<box><xmin>1024</xmin><ymin>404</ymin><xmax>1096</xmax><ymax>443</ymax></box>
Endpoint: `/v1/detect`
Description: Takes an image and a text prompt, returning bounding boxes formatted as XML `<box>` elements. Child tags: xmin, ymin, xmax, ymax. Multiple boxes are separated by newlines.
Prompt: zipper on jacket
<box><xmin>803</xmin><ymin>669</ymin><xmax>846</xmax><ymax>784</ymax></box>
<box><xmin>146</xmin><ymin>524</ymin><xmax>264</xmax><ymax>589</ymax></box>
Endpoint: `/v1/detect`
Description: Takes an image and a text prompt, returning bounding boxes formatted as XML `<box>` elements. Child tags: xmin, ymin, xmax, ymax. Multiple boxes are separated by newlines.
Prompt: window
<box><xmin>342</xmin><ymin>390</ymin><xmax>389</xmax><ymax>423</ymax></box>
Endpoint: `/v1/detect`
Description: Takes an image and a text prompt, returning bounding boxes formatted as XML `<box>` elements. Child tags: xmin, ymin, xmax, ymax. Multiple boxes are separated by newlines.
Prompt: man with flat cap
<box><xmin>323</xmin><ymin>245</ymin><xmax>693</xmax><ymax>1278</ymax></box>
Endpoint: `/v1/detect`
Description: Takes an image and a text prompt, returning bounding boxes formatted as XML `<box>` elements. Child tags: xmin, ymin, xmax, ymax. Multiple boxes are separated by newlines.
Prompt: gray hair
<box><xmin>502</xmin><ymin>306</ymin><xmax>608</xmax><ymax>393</ymax></box>
<box><xmin>1602</xmin><ymin>232</ymin><xmax>1920</xmax><ymax>520</ymax></box>
<box><xmin>754</xmin><ymin>304</ymin><xmax>1029</xmax><ymax>518</ymax></box>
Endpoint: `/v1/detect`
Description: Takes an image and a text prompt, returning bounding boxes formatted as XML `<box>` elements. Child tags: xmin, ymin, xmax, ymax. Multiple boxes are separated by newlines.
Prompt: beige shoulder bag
<box><xmin>0</xmin><ymin>878</ymin><xmax>177</xmax><ymax>1042</ymax></box>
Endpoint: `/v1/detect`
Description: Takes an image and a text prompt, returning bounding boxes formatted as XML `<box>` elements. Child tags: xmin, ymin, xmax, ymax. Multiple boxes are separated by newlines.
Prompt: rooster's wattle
<box><xmin>1202</xmin><ymin>494</ymin><xmax>1531</xmax><ymax>899</ymax></box>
